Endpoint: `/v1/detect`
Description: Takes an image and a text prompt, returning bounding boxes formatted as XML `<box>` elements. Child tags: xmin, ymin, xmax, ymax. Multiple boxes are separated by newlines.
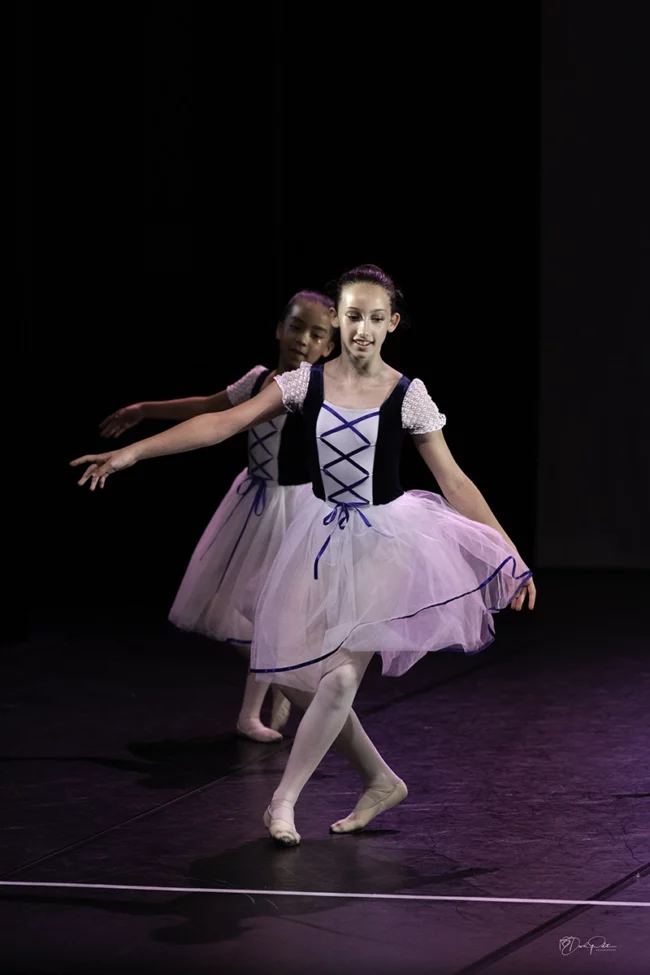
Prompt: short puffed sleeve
<box><xmin>226</xmin><ymin>365</ymin><xmax>268</xmax><ymax>406</ymax></box>
<box><xmin>274</xmin><ymin>361</ymin><xmax>311</xmax><ymax>412</ymax></box>
<box><xmin>401</xmin><ymin>378</ymin><xmax>446</xmax><ymax>434</ymax></box>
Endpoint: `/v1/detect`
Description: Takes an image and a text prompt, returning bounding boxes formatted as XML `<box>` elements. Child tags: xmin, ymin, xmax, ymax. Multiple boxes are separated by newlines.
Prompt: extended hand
<box><xmin>70</xmin><ymin>447</ymin><xmax>138</xmax><ymax>491</ymax></box>
<box><xmin>99</xmin><ymin>404</ymin><xmax>145</xmax><ymax>439</ymax></box>
<box><xmin>511</xmin><ymin>577</ymin><xmax>536</xmax><ymax>611</ymax></box>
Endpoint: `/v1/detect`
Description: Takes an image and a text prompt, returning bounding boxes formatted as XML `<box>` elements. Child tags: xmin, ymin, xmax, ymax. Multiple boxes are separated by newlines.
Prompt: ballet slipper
<box><xmin>330</xmin><ymin>778</ymin><xmax>408</xmax><ymax>834</ymax></box>
<box><xmin>236</xmin><ymin>718</ymin><xmax>283</xmax><ymax>743</ymax></box>
<box><xmin>264</xmin><ymin>799</ymin><xmax>301</xmax><ymax>846</ymax></box>
<box><xmin>269</xmin><ymin>688</ymin><xmax>292</xmax><ymax>732</ymax></box>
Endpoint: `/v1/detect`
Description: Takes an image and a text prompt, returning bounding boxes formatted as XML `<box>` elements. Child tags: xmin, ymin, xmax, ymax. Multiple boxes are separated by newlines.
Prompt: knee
<box><xmin>321</xmin><ymin>664</ymin><xmax>360</xmax><ymax>706</ymax></box>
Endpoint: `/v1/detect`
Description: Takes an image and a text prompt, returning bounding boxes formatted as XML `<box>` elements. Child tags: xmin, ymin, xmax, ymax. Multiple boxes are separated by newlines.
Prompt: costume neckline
<box><xmin>320</xmin><ymin>370</ymin><xmax>408</xmax><ymax>413</ymax></box>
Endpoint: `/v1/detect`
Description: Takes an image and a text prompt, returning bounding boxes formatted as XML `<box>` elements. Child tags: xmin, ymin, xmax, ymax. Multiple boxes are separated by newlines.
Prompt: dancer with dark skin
<box><xmin>73</xmin><ymin>266</ymin><xmax>535</xmax><ymax>845</ymax></box>
<box><xmin>94</xmin><ymin>291</ymin><xmax>335</xmax><ymax>742</ymax></box>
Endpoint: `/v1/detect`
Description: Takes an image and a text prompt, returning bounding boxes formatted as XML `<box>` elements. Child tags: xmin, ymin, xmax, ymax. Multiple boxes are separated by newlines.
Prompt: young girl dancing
<box><xmin>72</xmin><ymin>265</ymin><xmax>535</xmax><ymax>845</ymax></box>
<box><xmin>94</xmin><ymin>290</ymin><xmax>335</xmax><ymax>742</ymax></box>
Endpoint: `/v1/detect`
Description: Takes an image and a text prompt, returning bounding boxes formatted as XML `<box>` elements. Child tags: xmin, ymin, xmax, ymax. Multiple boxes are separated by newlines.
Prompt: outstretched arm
<box><xmin>72</xmin><ymin>383</ymin><xmax>285</xmax><ymax>490</ymax></box>
<box><xmin>413</xmin><ymin>429</ymin><xmax>536</xmax><ymax>609</ymax></box>
<box><xmin>413</xmin><ymin>429</ymin><xmax>516</xmax><ymax>547</ymax></box>
<box><xmin>99</xmin><ymin>390</ymin><xmax>232</xmax><ymax>439</ymax></box>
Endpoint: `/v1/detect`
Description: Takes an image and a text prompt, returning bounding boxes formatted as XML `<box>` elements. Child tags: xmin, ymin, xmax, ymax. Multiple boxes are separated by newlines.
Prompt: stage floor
<box><xmin>2</xmin><ymin>571</ymin><xmax>648</xmax><ymax>974</ymax></box>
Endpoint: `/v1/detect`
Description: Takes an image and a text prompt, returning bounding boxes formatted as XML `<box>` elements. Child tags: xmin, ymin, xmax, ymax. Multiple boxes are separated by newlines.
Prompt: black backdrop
<box><xmin>537</xmin><ymin>1</ymin><xmax>650</xmax><ymax>567</ymax></box>
<box><xmin>17</xmin><ymin>2</ymin><xmax>647</xmax><ymax>634</ymax></box>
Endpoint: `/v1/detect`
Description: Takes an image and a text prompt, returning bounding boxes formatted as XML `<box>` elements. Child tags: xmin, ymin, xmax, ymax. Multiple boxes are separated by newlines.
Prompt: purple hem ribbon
<box><xmin>250</xmin><ymin>557</ymin><xmax>532</xmax><ymax>675</ymax></box>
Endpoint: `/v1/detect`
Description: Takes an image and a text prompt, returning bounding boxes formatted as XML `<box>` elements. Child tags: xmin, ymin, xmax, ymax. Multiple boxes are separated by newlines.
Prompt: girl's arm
<box><xmin>413</xmin><ymin>429</ymin><xmax>536</xmax><ymax>609</ymax></box>
<box><xmin>99</xmin><ymin>390</ymin><xmax>232</xmax><ymax>439</ymax></box>
<box><xmin>144</xmin><ymin>390</ymin><xmax>232</xmax><ymax>419</ymax></box>
<box><xmin>72</xmin><ymin>383</ymin><xmax>285</xmax><ymax>490</ymax></box>
<box><xmin>413</xmin><ymin>429</ymin><xmax>518</xmax><ymax>552</ymax></box>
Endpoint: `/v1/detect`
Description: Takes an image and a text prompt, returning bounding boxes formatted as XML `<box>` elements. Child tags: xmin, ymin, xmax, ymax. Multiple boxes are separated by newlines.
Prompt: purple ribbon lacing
<box><xmin>313</xmin><ymin>501</ymin><xmax>372</xmax><ymax>580</ymax></box>
<box><xmin>200</xmin><ymin>473</ymin><xmax>269</xmax><ymax>587</ymax></box>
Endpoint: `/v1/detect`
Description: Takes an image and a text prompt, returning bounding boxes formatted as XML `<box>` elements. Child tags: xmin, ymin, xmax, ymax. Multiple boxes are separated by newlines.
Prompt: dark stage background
<box><xmin>18</xmin><ymin>2</ymin><xmax>648</xmax><ymax>634</ymax></box>
<box><xmin>538</xmin><ymin>1</ymin><xmax>650</xmax><ymax>568</ymax></box>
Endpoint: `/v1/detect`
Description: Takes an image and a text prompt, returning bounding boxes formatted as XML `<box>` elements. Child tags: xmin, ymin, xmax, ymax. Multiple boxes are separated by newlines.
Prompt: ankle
<box><xmin>238</xmin><ymin>702</ymin><xmax>260</xmax><ymax>716</ymax></box>
<box><xmin>237</xmin><ymin>713</ymin><xmax>261</xmax><ymax>725</ymax></box>
<box><xmin>271</xmin><ymin>795</ymin><xmax>295</xmax><ymax>811</ymax></box>
<box><xmin>361</xmin><ymin>771</ymin><xmax>399</xmax><ymax>789</ymax></box>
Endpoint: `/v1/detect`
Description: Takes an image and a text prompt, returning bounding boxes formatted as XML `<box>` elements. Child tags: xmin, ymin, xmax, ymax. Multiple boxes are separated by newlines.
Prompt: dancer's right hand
<box><xmin>99</xmin><ymin>403</ymin><xmax>145</xmax><ymax>439</ymax></box>
<box><xmin>70</xmin><ymin>446</ymin><xmax>138</xmax><ymax>491</ymax></box>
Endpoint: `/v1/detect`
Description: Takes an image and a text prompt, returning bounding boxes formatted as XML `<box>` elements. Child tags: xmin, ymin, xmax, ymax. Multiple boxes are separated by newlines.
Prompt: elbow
<box><xmin>440</xmin><ymin>471</ymin><xmax>471</xmax><ymax>500</ymax></box>
<box><xmin>204</xmin><ymin>411</ymin><xmax>227</xmax><ymax>444</ymax></box>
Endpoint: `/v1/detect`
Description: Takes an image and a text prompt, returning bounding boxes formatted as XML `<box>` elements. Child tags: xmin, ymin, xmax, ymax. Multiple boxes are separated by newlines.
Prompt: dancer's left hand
<box><xmin>512</xmin><ymin>577</ymin><xmax>536</xmax><ymax>611</ymax></box>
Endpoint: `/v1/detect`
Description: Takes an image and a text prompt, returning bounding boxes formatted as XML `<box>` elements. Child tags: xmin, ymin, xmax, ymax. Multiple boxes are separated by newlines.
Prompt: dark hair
<box><xmin>280</xmin><ymin>289</ymin><xmax>335</xmax><ymax>324</ymax></box>
<box><xmin>335</xmin><ymin>264</ymin><xmax>403</xmax><ymax>314</ymax></box>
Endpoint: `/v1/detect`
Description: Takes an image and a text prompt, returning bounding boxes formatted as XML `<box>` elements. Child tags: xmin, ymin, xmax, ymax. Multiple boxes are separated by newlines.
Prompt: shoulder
<box><xmin>274</xmin><ymin>361</ymin><xmax>312</xmax><ymax>412</ymax></box>
<box><xmin>226</xmin><ymin>365</ymin><xmax>269</xmax><ymax>405</ymax></box>
<box><xmin>402</xmin><ymin>378</ymin><xmax>447</xmax><ymax>434</ymax></box>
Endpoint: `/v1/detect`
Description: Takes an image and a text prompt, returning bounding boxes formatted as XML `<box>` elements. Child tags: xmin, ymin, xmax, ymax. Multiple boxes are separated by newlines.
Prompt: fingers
<box><xmin>98</xmin><ymin>413</ymin><xmax>118</xmax><ymax>432</ymax></box>
<box><xmin>70</xmin><ymin>454</ymin><xmax>105</xmax><ymax>468</ymax></box>
<box><xmin>512</xmin><ymin>591</ymin><xmax>524</xmax><ymax>611</ymax></box>
<box><xmin>100</xmin><ymin>421</ymin><xmax>122</xmax><ymax>439</ymax></box>
<box><xmin>87</xmin><ymin>463</ymin><xmax>112</xmax><ymax>491</ymax></box>
<box><xmin>102</xmin><ymin>421</ymin><xmax>135</xmax><ymax>439</ymax></box>
<box><xmin>511</xmin><ymin>585</ymin><xmax>528</xmax><ymax>611</ymax></box>
<box><xmin>99</xmin><ymin>410</ymin><xmax>132</xmax><ymax>439</ymax></box>
<box><xmin>511</xmin><ymin>579</ymin><xmax>537</xmax><ymax>612</ymax></box>
<box><xmin>77</xmin><ymin>463</ymin><xmax>99</xmax><ymax>487</ymax></box>
<box><xmin>71</xmin><ymin>452</ymin><xmax>114</xmax><ymax>488</ymax></box>
<box><xmin>101</xmin><ymin>424</ymin><xmax>123</xmax><ymax>439</ymax></box>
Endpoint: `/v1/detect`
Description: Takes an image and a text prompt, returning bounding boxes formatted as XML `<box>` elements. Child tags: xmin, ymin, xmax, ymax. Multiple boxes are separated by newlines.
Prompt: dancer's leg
<box><xmin>270</xmin><ymin>684</ymin><xmax>292</xmax><ymax>732</ymax></box>
<box><xmin>233</xmin><ymin>645</ymin><xmax>283</xmax><ymax>742</ymax></box>
<box><xmin>264</xmin><ymin>652</ymin><xmax>373</xmax><ymax>844</ymax></box>
<box><xmin>277</xmin><ymin>684</ymin><xmax>407</xmax><ymax>834</ymax></box>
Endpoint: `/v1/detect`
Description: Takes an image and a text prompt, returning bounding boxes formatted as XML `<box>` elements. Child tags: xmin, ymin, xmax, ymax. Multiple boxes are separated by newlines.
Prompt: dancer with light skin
<box><xmin>72</xmin><ymin>265</ymin><xmax>535</xmax><ymax>845</ymax></box>
<box><xmin>94</xmin><ymin>290</ymin><xmax>335</xmax><ymax>742</ymax></box>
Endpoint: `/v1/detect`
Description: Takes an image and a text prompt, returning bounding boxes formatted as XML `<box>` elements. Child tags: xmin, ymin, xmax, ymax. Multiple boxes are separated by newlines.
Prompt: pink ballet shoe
<box><xmin>264</xmin><ymin>800</ymin><xmax>301</xmax><ymax>846</ymax></box>
<box><xmin>330</xmin><ymin>778</ymin><xmax>408</xmax><ymax>834</ymax></box>
<box><xmin>236</xmin><ymin>718</ymin><xmax>283</xmax><ymax>743</ymax></box>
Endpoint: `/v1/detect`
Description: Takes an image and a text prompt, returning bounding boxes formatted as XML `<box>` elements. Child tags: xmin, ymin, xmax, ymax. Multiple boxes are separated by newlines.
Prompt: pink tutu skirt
<box><xmin>251</xmin><ymin>489</ymin><xmax>531</xmax><ymax>691</ymax></box>
<box><xmin>169</xmin><ymin>468</ymin><xmax>308</xmax><ymax>644</ymax></box>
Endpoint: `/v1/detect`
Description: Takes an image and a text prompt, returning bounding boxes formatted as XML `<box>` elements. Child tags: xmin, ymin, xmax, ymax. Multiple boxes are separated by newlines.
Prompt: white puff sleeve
<box><xmin>401</xmin><ymin>378</ymin><xmax>446</xmax><ymax>434</ymax></box>
<box><xmin>274</xmin><ymin>361</ymin><xmax>311</xmax><ymax>412</ymax></box>
<box><xmin>226</xmin><ymin>365</ymin><xmax>268</xmax><ymax>406</ymax></box>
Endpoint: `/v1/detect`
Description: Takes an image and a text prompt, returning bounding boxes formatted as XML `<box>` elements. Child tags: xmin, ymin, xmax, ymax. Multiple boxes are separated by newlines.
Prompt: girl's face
<box><xmin>335</xmin><ymin>283</ymin><xmax>400</xmax><ymax>361</ymax></box>
<box><xmin>277</xmin><ymin>299</ymin><xmax>335</xmax><ymax>370</ymax></box>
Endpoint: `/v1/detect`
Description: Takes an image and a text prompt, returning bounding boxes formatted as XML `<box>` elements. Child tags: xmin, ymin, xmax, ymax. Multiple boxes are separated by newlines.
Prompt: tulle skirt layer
<box><xmin>251</xmin><ymin>489</ymin><xmax>531</xmax><ymax>691</ymax></box>
<box><xmin>169</xmin><ymin>469</ymin><xmax>308</xmax><ymax>644</ymax></box>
